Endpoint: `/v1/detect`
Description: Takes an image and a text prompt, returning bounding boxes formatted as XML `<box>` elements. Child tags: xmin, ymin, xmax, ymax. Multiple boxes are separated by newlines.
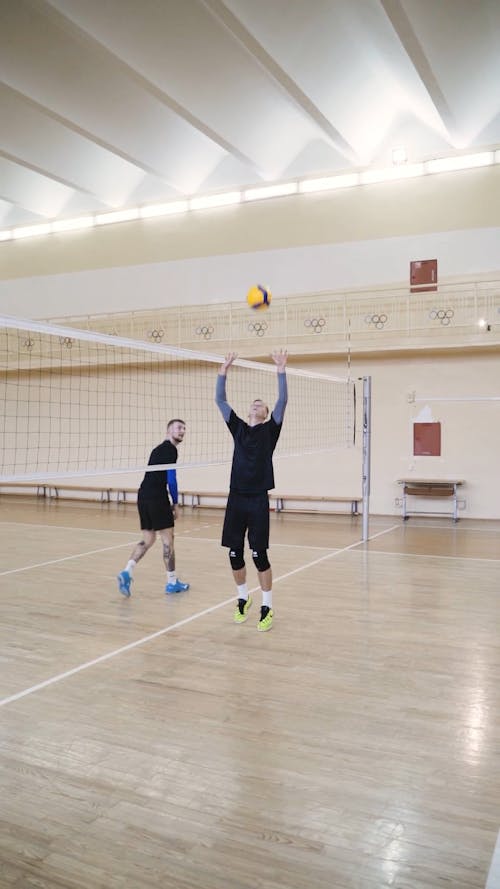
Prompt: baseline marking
<box><xmin>0</xmin><ymin>524</ymin><xmax>398</xmax><ymax>709</ymax></box>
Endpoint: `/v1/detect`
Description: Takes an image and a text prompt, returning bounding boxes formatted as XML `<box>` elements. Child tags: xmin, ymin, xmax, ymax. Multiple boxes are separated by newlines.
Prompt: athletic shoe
<box><xmin>117</xmin><ymin>570</ymin><xmax>132</xmax><ymax>597</ymax></box>
<box><xmin>233</xmin><ymin>596</ymin><xmax>252</xmax><ymax>624</ymax></box>
<box><xmin>258</xmin><ymin>606</ymin><xmax>273</xmax><ymax>632</ymax></box>
<box><xmin>165</xmin><ymin>579</ymin><xmax>190</xmax><ymax>594</ymax></box>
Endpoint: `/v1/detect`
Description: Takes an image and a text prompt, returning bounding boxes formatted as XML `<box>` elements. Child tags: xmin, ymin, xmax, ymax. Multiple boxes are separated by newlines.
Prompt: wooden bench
<box><xmin>1</xmin><ymin>482</ymin><xmax>112</xmax><ymax>502</ymax></box>
<box><xmin>178</xmin><ymin>490</ymin><xmax>361</xmax><ymax>516</ymax></box>
<box><xmin>114</xmin><ymin>488</ymin><xmax>138</xmax><ymax>503</ymax></box>
<box><xmin>397</xmin><ymin>478</ymin><xmax>464</xmax><ymax>522</ymax></box>
<box><xmin>274</xmin><ymin>494</ymin><xmax>361</xmax><ymax>515</ymax></box>
<box><xmin>0</xmin><ymin>484</ymin><xmax>148</xmax><ymax>504</ymax></box>
<box><xmin>179</xmin><ymin>490</ymin><xmax>225</xmax><ymax>508</ymax></box>
<box><xmin>0</xmin><ymin>482</ymin><xmax>50</xmax><ymax>497</ymax></box>
<box><xmin>51</xmin><ymin>485</ymin><xmax>142</xmax><ymax>503</ymax></box>
<box><xmin>0</xmin><ymin>484</ymin><xmax>361</xmax><ymax>516</ymax></box>
<box><xmin>46</xmin><ymin>484</ymin><xmax>113</xmax><ymax>502</ymax></box>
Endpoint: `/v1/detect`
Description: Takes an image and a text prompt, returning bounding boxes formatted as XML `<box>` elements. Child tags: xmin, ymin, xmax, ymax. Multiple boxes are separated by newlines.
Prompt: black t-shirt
<box><xmin>227</xmin><ymin>411</ymin><xmax>282</xmax><ymax>494</ymax></box>
<box><xmin>139</xmin><ymin>440</ymin><xmax>177</xmax><ymax>499</ymax></box>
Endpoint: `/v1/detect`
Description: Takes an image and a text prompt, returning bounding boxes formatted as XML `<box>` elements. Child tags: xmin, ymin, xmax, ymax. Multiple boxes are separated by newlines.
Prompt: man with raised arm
<box><xmin>215</xmin><ymin>350</ymin><xmax>288</xmax><ymax>631</ymax></box>
<box><xmin>117</xmin><ymin>419</ymin><xmax>190</xmax><ymax>597</ymax></box>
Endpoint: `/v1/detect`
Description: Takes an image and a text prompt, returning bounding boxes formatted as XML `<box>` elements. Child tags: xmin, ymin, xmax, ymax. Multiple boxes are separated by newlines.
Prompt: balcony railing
<box><xmin>48</xmin><ymin>278</ymin><xmax>500</xmax><ymax>357</ymax></box>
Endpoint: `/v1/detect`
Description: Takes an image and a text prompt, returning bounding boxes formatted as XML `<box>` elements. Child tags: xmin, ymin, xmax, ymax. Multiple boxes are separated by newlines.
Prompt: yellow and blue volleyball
<box><xmin>247</xmin><ymin>284</ymin><xmax>272</xmax><ymax>311</ymax></box>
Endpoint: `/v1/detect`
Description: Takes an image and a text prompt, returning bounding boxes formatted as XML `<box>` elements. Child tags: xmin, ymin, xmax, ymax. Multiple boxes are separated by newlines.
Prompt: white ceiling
<box><xmin>1</xmin><ymin>0</ymin><xmax>500</xmax><ymax>229</ymax></box>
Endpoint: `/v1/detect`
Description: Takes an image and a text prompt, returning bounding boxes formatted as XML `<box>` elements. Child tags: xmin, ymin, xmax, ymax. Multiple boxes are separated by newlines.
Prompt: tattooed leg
<box><xmin>160</xmin><ymin>528</ymin><xmax>175</xmax><ymax>572</ymax></box>
<box><xmin>162</xmin><ymin>539</ymin><xmax>175</xmax><ymax>572</ymax></box>
<box><xmin>130</xmin><ymin>530</ymin><xmax>156</xmax><ymax>562</ymax></box>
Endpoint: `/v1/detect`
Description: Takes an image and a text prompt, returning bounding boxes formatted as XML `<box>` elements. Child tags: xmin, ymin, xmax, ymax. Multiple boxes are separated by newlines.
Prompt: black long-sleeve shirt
<box><xmin>139</xmin><ymin>440</ymin><xmax>178</xmax><ymax>501</ymax></box>
<box><xmin>215</xmin><ymin>373</ymin><xmax>287</xmax><ymax>494</ymax></box>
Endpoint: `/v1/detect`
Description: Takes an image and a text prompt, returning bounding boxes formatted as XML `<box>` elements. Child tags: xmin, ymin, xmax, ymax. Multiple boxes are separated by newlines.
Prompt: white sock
<box><xmin>262</xmin><ymin>589</ymin><xmax>272</xmax><ymax>609</ymax></box>
<box><xmin>237</xmin><ymin>583</ymin><xmax>248</xmax><ymax>601</ymax></box>
<box><xmin>168</xmin><ymin>571</ymin><xmax>177</xmax><ymax>584</ymax></box>
<box><xmin>126</xmin><ymin>560</ymin><xmax>136</xmax><ymax>575</ymax></box>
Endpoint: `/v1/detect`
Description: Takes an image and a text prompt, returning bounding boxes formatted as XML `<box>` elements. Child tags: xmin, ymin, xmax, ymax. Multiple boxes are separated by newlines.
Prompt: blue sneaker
<box><xmin>165</xmin><ymin>579</ymin><xmax>190</xmax><ymax>594</ymax></box>
<box><xmin>117</xmin><ymin>570</ymin><xmax>132</xmax><ymax>597</ymax></box>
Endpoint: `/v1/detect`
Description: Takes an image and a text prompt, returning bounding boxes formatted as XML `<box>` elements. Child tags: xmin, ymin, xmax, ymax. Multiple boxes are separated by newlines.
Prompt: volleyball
<box><xmin>247</xmin><ymin>284</ymin><xmax>271</xmax><ymax>311</ymax></box>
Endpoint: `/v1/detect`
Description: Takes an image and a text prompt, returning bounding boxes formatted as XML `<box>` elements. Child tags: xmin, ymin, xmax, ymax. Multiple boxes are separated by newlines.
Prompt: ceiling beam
<box><xmin>30</xmin><ymin>0</ymin><xmax>264</xmax><ymax>178</ymax></box>
<box><xmin>202</xmin><ymin>0</ymin><xmax>358</xmax><ymax>164</ymax></box>
<box><xmin>379</xmin><ymin>0</ymin><xmax>461</xmax><ymax>145</ymax></box>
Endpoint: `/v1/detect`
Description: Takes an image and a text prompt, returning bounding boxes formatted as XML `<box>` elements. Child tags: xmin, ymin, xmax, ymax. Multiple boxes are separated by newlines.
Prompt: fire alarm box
<box><xmin>414</xmin><ymin>422</ymin><xmax>441</xmax><ymax>456</ymax></box>
<box><xmin>410</xmin><ymin>259</ymin><xmax>437</xmax><ymax>293</ymax></box>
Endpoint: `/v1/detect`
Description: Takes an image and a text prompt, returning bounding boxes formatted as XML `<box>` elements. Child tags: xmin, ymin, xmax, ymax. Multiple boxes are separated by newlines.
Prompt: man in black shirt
<box><xmin>117</xmin><ymin>419</ymin><xmax>190</xmax><ymax>597</ymax></box>
<box><xmin>216</xmin><ymin>350</ymin><xmax>288</xmax><ymax>631</ymax></box>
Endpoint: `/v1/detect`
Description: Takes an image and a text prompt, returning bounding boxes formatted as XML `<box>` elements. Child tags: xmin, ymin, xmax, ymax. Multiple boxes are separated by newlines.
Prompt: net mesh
<box><xmin>0</xmin><ymin>315</ymin><xmax>355</xmax><ymax>482</ymax></box>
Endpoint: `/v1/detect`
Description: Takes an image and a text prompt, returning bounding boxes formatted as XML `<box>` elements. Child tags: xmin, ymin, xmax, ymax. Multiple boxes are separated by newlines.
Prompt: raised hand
<box><xmin>271</xmin><ymin>349</ymin><xmax>288</xmax><ymax>372</ymax></box>
<box><xmin>220</xmin><ymin>352</ymin><xmax>238</xmax><ymax>374</ymax></box>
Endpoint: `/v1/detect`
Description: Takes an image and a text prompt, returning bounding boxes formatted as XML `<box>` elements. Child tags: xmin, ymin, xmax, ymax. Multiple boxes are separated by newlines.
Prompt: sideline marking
<box><xmin>486</xmin><ymin>829</ymin><xmax>500</xmax><ymax>889</ymax></box>
<box><xmin>0</xmin><ymin>541</ymin><xmax>137</xmax><ymax>577</ymax></box>
<box><xmin>0</xmin><ymin>520</ymin><xmax>138</xmax><ymax>534</ymax></box>
<box><xmin>355</xmin><ymin>549</ymin><xmax>500</xmax><ymax>564</ymax></box>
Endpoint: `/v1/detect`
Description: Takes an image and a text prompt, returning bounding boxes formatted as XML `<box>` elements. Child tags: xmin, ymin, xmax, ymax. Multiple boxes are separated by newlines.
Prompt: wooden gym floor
<box><xmin>0</xmin><ymin>495</ymin><xmax>499</xmax><ymax>889</ymax></box>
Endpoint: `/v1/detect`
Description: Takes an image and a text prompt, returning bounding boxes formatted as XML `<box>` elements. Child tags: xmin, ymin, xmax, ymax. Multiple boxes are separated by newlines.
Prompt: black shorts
<box><xmin>137</xmin><ymin>489</ymin><xmax>174</xmax><ymax>531</ymax></box>
<box><xmin>222</xmin><ymin>492</ymin><xmax>270</xmax><ymax>551</ymax></box>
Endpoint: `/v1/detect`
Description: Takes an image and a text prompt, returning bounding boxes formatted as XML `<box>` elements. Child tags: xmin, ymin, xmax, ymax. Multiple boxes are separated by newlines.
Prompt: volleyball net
<box><xmin>0</xmin><ymin>315</ymin><xmax>356</xmax><ymax>483</ymax></box>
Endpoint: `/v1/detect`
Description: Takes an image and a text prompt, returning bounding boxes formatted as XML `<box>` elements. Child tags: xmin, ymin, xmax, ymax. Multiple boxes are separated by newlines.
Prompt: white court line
<box><xmin>0</xmin><ymin>541</ymin><xmax>137</xmax><ymax>577</ymax></box>
<box><xmin>4</xmin><ymin>517</ymin><xmax>500</xmax><ymax>534</ymax></box>
<box><xmin>0</xmin><ymin>520</ymin><xmax>221</xmax><ymax>535</ymax></box>
<box><xmin>176</xmin><ymin>535</ymin><xmax>340</xmax><ymax>551</ymax></box>
<box><xmin>0</xmin><ymin>520</ymin><xmax>140</xmax><ymax>535</ymax></box>
<box><xmin>0</xmin><ymin>537</ymin><xmax>338</xmax><ymax>580</ymax></box>
<box><xmin>0</xmin><ymin>530</ymin><xmax>386</xmax><ymax>580</ymax></box>
<box><xmin>352</xmin><ymin>549</ymin><xmax>500</xmax><ymax>564</ymax></box>
<box><xmin>0</xmin><ymin>524</ymin><xmax>398</xmax><ymax>709</ymax></box>
<box><xmin>398</xmin><ymin>521</ymin><xmax>500</xmax><ymax>534</ymax></box>
<box><xmin>0</xmin><ymin>523</ymin><xmax>343</xmax><ymax>577</ymax></box>
<box><xmin>486</xmin><ymin>830</ymin><xmax>500</xmax><ymax>889</ymax></box>
<box><xmin>0</xmin><ymin>522</ymin><xmax>222</xmax><ymax>539</ymax></box>
<box><xmin>266</xmin><ymin>541</ymin><xmax>342</xmax><ymax>551</ymax></box>
<box><xmin>0</xmin><ymin>519</ymin><xmax>223</xmax><ymax>535</ymax></box>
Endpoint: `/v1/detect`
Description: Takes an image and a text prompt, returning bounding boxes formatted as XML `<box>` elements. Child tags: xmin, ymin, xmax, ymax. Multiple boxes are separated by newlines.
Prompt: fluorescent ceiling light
<box><xmin>190</xmin><ymin>191</ymin><xmax>241</xmax><ymax>210</ymax></box>
<box><xmin>140</xmin><ymin>201</ymin><xmax>189</xmax><ymax>218</ymax></box>
<box><xmin>2</xmin><ymin>146</ymin><xmax>499</xmax><ymax>246</ymax></box>
<box><xmin>361</xmin><ymin>164</ymin><xmax>424</xmax><ymax>184</ymax></box>
<box><xmin>244</xmin><ymin>183</ymin><xmax>297</xmax><ymax>201</ymax></box>
<box><xmin>12</xmin><ymin>223</ymin><xmax>52</xmax><ymax>239</ymax></box>
<box><xmin>52</xmin><ymin>216</ymin><xmax>94</xmax><ymax>232</ymax></box>
<box><xmin>426</xmin><ymin>152</ymin><xmax>493</xmax><ymax>173</ymax></box>
<box><xmin>299</xmin><ymin>173</ymin><xmax>359</xmax><ymax>193</ymax></box>
<box><xmin>95</xmin><ymin>208</ymin><xmax>139</xmax><ymax>225</ymax></box>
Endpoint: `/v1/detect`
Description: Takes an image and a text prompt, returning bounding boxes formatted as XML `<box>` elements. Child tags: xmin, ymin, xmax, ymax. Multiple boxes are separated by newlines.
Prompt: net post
<box><xmin>361</xmin><ymin>376</ymin><xmax>372</xmax><ymax>542</ymax></box>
